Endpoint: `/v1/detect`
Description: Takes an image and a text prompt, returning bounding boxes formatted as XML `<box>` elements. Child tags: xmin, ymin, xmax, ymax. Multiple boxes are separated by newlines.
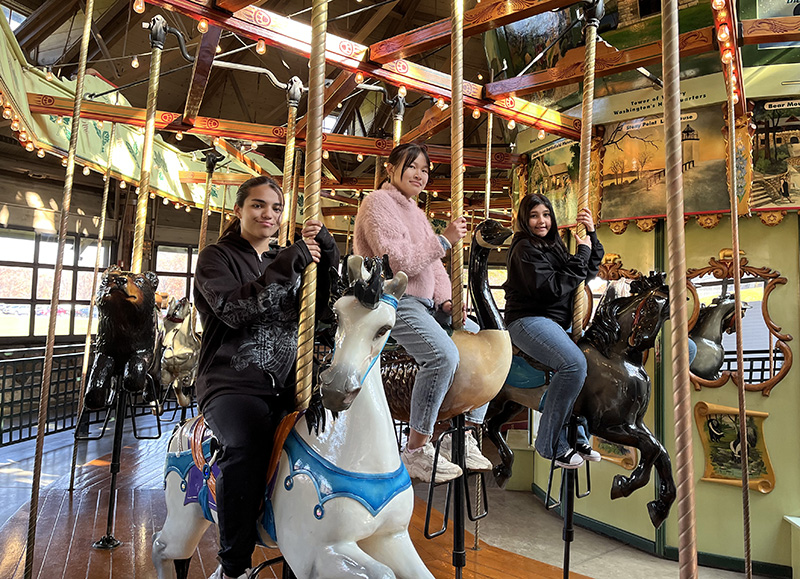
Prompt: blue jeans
<box><xmin>391</xmin><ymin>296</ymin><xmax>486</xmax><ymax>436</ymax></box>
<box><xmin>508</xmin><ymin>316</ymin><xmax>587</xmax><ymax>459</ymax></box>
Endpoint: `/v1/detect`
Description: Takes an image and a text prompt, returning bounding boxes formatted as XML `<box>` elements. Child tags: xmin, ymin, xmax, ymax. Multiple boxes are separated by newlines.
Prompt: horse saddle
<box><xmin>504</xmin><ymin>346</ymin><xmax>550</xmax><ymax>390</ymax></box>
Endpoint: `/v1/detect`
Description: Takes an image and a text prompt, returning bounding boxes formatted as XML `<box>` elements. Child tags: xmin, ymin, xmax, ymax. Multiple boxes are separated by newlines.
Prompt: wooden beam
<box><xmin>740</xmin><ymin>17</ymin><xmax>800</xmax><ymax>45</ymax></box>
<box><xmin>15</xmin><ymin>0</ymin><xmax>79</xmax><ymax>52</ymax></box>
<box><xmin>28</xmin><ymin>92</ymin><xmax>521</xmax><ymax>167</ymax></box>
<box><xmin>400</xmin><ymin>104</ymin><xmax>451</xmax><ymax>143</ymax></box>
<box><xmin>486</xmin><ymin>28</ymin><xmax>715</xmax><ymax>99</ymax></box>
<box><xmin>368</xmin><ymin>0</ymin><xmax>574</xmax><ymax>64</ymax></box>
<box><xmin>295</xmin><ymin>72</ymin><xmax>359</xmax><ymax>138</ymax></box>
<box><xmin>143</xmin><ymin>0</ymin><xmax>582</xmax><ymax>140</ymax></box>
<box><xmin>183</xmin><ymin>25</ymin><xmax>223</xmax><ymax>125</ymax></box>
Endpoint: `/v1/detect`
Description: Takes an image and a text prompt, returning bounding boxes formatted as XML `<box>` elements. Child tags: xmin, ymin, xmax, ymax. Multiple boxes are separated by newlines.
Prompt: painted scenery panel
<box><xmin>528</xmin><ymin>139</ymin><xmax>580</xmax><ymax>227</ymax></box>
<box><xmin>600</xmin><ymin>106</ymin><xmax>728</xmax><ymax>221</ymax></box>
<box><xmin>751</xmin><ymin>99</ymin><xmax>800</xmax><ymax>209</ymax></box>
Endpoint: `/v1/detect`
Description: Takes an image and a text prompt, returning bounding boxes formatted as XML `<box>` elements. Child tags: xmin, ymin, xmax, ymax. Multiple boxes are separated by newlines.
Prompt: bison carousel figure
<box><xmin>151</xmin><ymin>256</ymin><xmax>435</xmax><ymax>579</ymax></box>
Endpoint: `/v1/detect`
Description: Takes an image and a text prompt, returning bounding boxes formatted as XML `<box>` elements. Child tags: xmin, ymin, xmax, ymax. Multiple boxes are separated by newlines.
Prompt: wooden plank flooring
<box><xmin>0</xmin><ymin>436</ymin><xmax>588</xmax><ymax>579</ymax></box>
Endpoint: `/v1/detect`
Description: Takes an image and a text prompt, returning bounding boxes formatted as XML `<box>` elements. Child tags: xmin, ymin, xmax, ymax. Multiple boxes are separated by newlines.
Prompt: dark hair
<box><xmin>515</xmin><ymin>193</ymin><xmax>568</xmax><ymax>256</ymax></box>
<box><xmin>219</xmin><ymin>175</ymin><xmax>283</xmax><ymax>240</ymax></box>
<box><xmin>381</xmin><ymin>143</ymin><xmax>431</xmax><ymax>187</ymax></box>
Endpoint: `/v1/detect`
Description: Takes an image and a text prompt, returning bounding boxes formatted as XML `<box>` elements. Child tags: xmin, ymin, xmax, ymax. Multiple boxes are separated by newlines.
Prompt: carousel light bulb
<box><xmin>711</xmin><ymin>0</ymin><xmax>725</xmax><ymax>10</ymax></box>
<box><xmin>45</xmin><ymin>68</ymin><xmax>53</xmax><ymax>81</ymax></box>
<box><xmin>163</xmin><ymin>197</ymin><xmax>170</xmax><ymax>205</ymax></box>
<box><xmin>383</xmin><ymin>161</ymin><xmax>388</xmax><ymax>168</ymax></box>
<box><xmin>131</xmin><ymin>54</ymin><xmax>140</xmax><ymax>69</ymax></box>
<box><xmin>56</xmin><ymin>116</ymin><xmax>63</xmax><ymax>124</ymax></box>
<box><xmin>185</xmin><ymin>205</ymin><xmax>191</xmax><ymax>212</ymax></box>
<box><xmin>103</xmin><ymin>174</ymin><xmax>108</xmax><ymax>182</ymax></box>
<box><xmin>398</xmin><ymin>85</ymin><xmax>407</xmax><ymax>98</ymax></box>
<box><xmin>472</xmin><ymin>108</ymin><xmax>480</xmax><ymax>119</ymax></box>
<box><xmin>62</xmin><ymin>157</ymin><xmax>69</xmax><ymax>167</ymax></box>
<box><xmin>430</xmin><ymin>162</ymin><xmax>434</xmax><ymax>170</ymax></box>
<box><xmin>477</xmin><ymin>73</ymin><xmax>483</xmax><ymax>81</ymax></box>
<box><xmin>508</xmin><ymin>119</ymin><xmax>516</xmax><ymax>130</ymax></box>
<box><xmin>10</xmin><ymin>119</ymin><xmax>19</xmax><ymax>131</ymax></box>
<box><xmin>213</xmin><ymin>137</ymin><xmax>220</xmax><ymax>146</ymax></box>
<box><xmin>355</xmin><ymin>72</ymin><xmax>364</xmax><ymax>84</ymax></box>
<box><xmin>732</xmin><ymin>91</ymin><xmax>740</xmax><ymax>104</ymax></box>
<box><xmin>250</xmin><ymin>141</ymin><xmax>258</xmax><ymax>150</ymax></box>
<box><xmin>25</xmin><ymin>141</ymin><xmax>35</xmax><ymax>152</ymax></box>
<box><xmin>133</xmin><ymin>0</ymin><xmax>145</xmax><ymax>13</ymax></box>
<box><xmin>432</xmin><ymin>191</ymin><xmax>438</xmax><ymax>197</ymax></box>
<box><xmin>149</xmin><ymin>192</ymin><xmax>155</xmax><ymax>198</ymax></box>
<box><xmin>717</xmin><ymin>24</ymin><xmax>730</xmax><ymax>43</ymax></box>
<box><xmin>256</xmin><ymin>39</ymin><xmax>267</xmax><ymax>54</ymax></box>
<box><xmin>721</xmin><ymin>49</ymin><xmax>733</xmax><ymax>64</ymax></box>
<box><xmin>322</xmin><ymin>150</ymin><xmax>329</xmax><ymax>159</ymax></box>
<box><xmin>119</xmin><ymin>180</ymin><xmax>127</xmax><ymax>189</ymax></box>
<box><xmin>2</xmin><ymin>107</ymin><xmax>12</xmax><ymax>119</ymax></box>
<box><xmin>176</xmin><ymin>131</ymin><xmax>183</xmax><ymax>141</ymax></box>
<box><xmin>538</xmin><ymin>129</ymin><xmax>546</xmax><ymax>140</ymax></box>
<box><xmin>83</xmin><ymin>166</ymin><xmax>91</xmax><ymax>176</ymax></box>
<box><xmin>357</xmin><ymin>153</ymin><xmax>364</xmax><ymax>162</ymax></box>
<box><xmin>330</xmin><ymin>190</ymin><xmax>336</xmax><ymax>197</ymax></box>
<box><xmin>436</xmin><ymin>98</ymin><xmax>445</xmax><ymax>109</ymax></box>
<box><xmin>18</xmin><ymin>130</ymin><xmax>28</xmax><ymax>142</ymax></box>
<box><xmin>429</xmin><ymin>212</ymin><xmax>435</xmax><ymax>217</ymax></box>
<box><xmin>175</xmin><ymin>202</ymin><xmax>181</xmax><ymax>209</ymax></box>
<box><xmin>446</xmin><ymin>211</ymin><xmax>451</xmax><ymax>217</ymax></box>
<box><xmin>717</xmin><ymin>10</ymin><xmax>727</xmax><ymax>19</ymax></box>
<box><xmin>197</xmin><ymin>18</ymin><xmax>209</xmax><ymax>34</ymax></box>
<box><xmin>37</xmin><ymin>148</ymin><xmax>46</xmax><ymax>158</ymax></box>
<box><xmin>216</xmin><ymin>44</ymin><xmax>222</xmax><ymax>54</ymax></box>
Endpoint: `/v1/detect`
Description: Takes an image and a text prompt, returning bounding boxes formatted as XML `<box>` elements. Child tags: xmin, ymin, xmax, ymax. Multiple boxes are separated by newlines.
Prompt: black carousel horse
<box><xmin>485</xmin><ymin>272</ymin><xmax>675</xmax><ymax>528</ymax></box>
<box><xmin>689</xmin><ymin>294</ymin><xmax>745</xmax><ymax>381</ymax></box>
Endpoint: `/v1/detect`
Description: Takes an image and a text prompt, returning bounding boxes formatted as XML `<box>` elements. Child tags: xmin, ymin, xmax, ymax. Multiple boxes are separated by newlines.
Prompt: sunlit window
<box><xmin>1</xmin><ymin>4</ymin><xmax>27</xmax><ymax>31</ymax></box>
<box><xmin>154</xmin><ymin>244</ymin><xmax>198</xmax><ymax>300</ymax></box>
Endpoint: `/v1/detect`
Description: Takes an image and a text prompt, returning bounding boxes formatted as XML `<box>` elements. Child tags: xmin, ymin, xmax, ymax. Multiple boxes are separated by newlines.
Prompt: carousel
<box><xmin>0</xmin><ymin>0</ymin><xmax>798</xmax><ymax>577</ymax></box>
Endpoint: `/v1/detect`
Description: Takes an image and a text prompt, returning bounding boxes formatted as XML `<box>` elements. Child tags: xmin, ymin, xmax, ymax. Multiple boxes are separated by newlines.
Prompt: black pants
<box><xmin>203</xmin><ymin>391</ymin><xmax>291</xmax><ymax>577</ymax></box>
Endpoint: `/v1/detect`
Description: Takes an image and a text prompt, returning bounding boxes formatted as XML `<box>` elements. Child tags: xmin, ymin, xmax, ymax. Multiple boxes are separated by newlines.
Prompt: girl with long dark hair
<box><xmin>503</xmin><ymin>194</ymin><xmax>604</xmax><ymax>468</ymax></box>
<box><xmin>194</xmin><ymin>176</ymin><xmax>339</xmax><ymax>579</ymax></box>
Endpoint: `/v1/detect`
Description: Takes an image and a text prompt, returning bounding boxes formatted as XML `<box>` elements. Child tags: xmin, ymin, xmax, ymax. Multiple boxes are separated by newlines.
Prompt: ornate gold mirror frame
<box><xmin>686</xmin><ymin>250</ymin><xmax>792</xmax><ymax>396</ymax></box>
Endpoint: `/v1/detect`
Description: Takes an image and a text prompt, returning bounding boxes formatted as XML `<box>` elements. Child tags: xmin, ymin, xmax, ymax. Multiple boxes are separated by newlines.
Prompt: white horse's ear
<box><xmin>347</xmin><ymin>255</ymin><xmax>366</xmax><ymax>282</ymax></box>
<box><xmin>385</xmin><ymin>272</ymin><xmax>408</xmax><ymax>300</ymax></box>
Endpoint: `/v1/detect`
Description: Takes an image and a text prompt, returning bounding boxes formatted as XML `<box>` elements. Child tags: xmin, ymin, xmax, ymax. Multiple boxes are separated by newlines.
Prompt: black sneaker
<box><xmin>575</xmin><ymin>443</ymin><xmax>601</xmax><ymax>462</ymax></box>
<box><xmin>554</xmin><ymin>450</ymin><xmax>584</xmax><ymax>469</ymax></box>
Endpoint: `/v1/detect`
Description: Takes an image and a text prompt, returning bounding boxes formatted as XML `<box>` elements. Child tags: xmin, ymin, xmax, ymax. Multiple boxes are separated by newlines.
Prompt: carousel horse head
<box><xmin>319</xmin><ymin>255</ymin><xmax>407</xmax><ymax>412</ymax></box>
<box><xmin>584</xmin><ymin>272</ymin><xmax>670</xmax><ymax>358</ymax></box>
<box><xmin>689</xmin><ymin>294</ymin><xmax>748</xmax><ymax>380</ymax></box>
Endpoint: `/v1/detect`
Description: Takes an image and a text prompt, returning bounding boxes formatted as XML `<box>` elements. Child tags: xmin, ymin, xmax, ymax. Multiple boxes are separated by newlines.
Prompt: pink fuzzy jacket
<box><xmin>353</xmin><ymin>183</ymin><xmax>451</xmax><ymax>305</ymax></box>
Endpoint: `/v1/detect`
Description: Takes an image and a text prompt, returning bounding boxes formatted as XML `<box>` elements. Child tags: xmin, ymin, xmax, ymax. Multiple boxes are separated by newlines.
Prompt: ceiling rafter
<box><xmin>182</xmin><ymin>25</ymin><xmax>223</xmax><ymax>125</ymax></box>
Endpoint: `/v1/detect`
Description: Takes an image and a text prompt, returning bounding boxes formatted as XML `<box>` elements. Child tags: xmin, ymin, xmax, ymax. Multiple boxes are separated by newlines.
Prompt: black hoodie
<box><xmin>193</xmin><ymin>226</ymin><xmax>339</xmax><ymax>411</ymax></box>
<box><xmin>503</xmin><ymin>230</ymin><xmax>604</xmax><ymax>329</ymax></box>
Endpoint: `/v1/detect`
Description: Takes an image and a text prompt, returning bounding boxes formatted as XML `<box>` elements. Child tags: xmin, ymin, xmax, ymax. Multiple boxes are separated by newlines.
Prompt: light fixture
<box><xmin>56</xmin><ymin>116</ymin><xmax>63</xmax><ymax>125</ymax></box>
<box><xmin>429</xmin><ymin>212</ymin><xmax>435</xmax><ymax>218</ymax></box>
<box><xmin>133</xmin><ymin>0</ymin><xmax>145</xmax><ymax>13</ymax></box>
<box><xmin>732</xmin><ymin>91</ymin><xmax>739</xmax><ymax>104</ymax></box>
<box><xmin>322</xmin><ymin>150</ymin><xmax>329</xmax><ymax>159</ymax></box>
<box><xmin>18</xmin><ymin>130</ymin><xmax>28</xmax><ymax>142</ymax></box>
<box><xmin>216</xmin><ymin>44</ymin><xmax>222</xmax><ymax>54</ymax></box>
<box><xmin>131</xmin><ymin>54</ymin><xmax>140</xmax><ymax>69</ymax></box>
<box><xmin>37</xmin><ymin>148</ymin><xmax>46</xmax><ymax>158</ymax></box>
<box><xmin>10</xmin><ymin>119</ymin><xmax>19</xmax><ymax>131</ymax></box>
<box><xmin>149</xmin><ymin>192</ymin><xmax>154</xmax><ymax>198</ymax></box>
<box><xmin>185</xmin><ymin>205</ymin><xmax>191</xmax><ymax>212</ymax></box>
<box><xmin>472</xmin><ymin>108</ymin><xmax>480</xmax><ymax>119</ymax></box>
<box><xmin>398</xmin><ymin>85</ymin><xmax>407</xmax><ymax>98</ymax></box>
<box><xmin>355</xmin><ymin>71</ymin><xmax>364</xmax><ymax>84</ymax></box>
<box><xmin>175</xmin><ymin>202</ymin><xmax>181</xmax><ymax>209</ymax></box>
<box><xmin>436</xmin><ymin>98</ymin><xmax>445</xmax><ymax>109</ymax></box>
<box><xmin>508</xmin><ymin>119</ymin><xmax>516</xmax><ymax>130</ymax></box>
<box><xmin>250</xmin><ymin>141</ymin><xmax>258</xmax><ymax>150</ymax></box>
<box><xmin>45</xmin><ymin>68</ymin><xmax>53</xmax><ymax>81</ymax></box>
<box><xmin>62</xmin><ymin>157</ymin><xmax>69</xmax><ymax>167</ymax></box>
<box><xmin>176</xmin><ymin>131</ymin><xmax>183</xmax><ymax>141</ymax></box>
<box><xmin>103</xmin><ymin>175</ymin><xmax>108</xmax><ymax>182</ymax></box>
<box><xmin>538</xmin><ymin>129</ymin><xmax>546</xmax><ymax>140</ymax></box>
<box><xmin>83</xmin><ymin>166</ymin><xmax>91</xmax><ymax>176</ymax></box>
<box><xmin>337</xmin><ymin>102</ymin><xmax>343</xmax><ymax>108</ymax></box>
<box><xmin>2</xmin><ymin>107</ymin><xmax>12</xmax><ymax>119</ymax></box>
<box><xmin>330</xmin><ymin>190</ymin><xmax>336</xmax><ymax>197</ymax></box>
<box><xmin>357</xmin><ymin>153</ymin><xmax>363</xmax><ymax>162</ymax></box>
<box><xmin>432</xmin><ymin>191</ymin><xmax>438</xmax><ymax>197</ymax></box>
<box><xmin>120</xmin><ymin>180</ymin><xmax>127</xmax><ymax>189</ymax></box>
<box><xmin>213</xmin><ymin>137</ymin><xmax>220</xmax><ymax>146</ymax></box>
<box><xmin>477</xmin><ymin>73</ymin><xmax>483</xmax><ymax>81</ymax></box>
<box><xmin>721</xmin><ymin>50</ymin><xmax>733</xmax><ymax>64</ymax></box>
<box><xmin>717</xmin><ymin>24</ymin><xmax>730</xmax><ymax>43</ymax></box>
<box><xmin>256</xmin><ymin>39</ymin><xmax>267</xmax><ymax>54</ymax></box>
<box><xmin>711</xmin><ymin>0</ymin><xmax>725</xmax><ymax>10</ymax></box>
<box><xmin>163</xmin><ymin>197</ymin><xmax>170</xmax><ymax>205</ymax></box>
<box><xmin>429</xmin><ymin>162</ymin><xmax>434</xmax><ymax>170</ymax></box>
<box><xmin>197</xmin><ymin>19</ymin><xmax>209</xmax><ymax>34</ymax></box>
<box><xmin>383</xmin><ymin>161</ymin><xmax>388</xmax><ymax>168</ymax></box>
<box><xmin>25</xmin><ymin>142</ymin><xmax>35</xmax><ymax>152</ymax></box>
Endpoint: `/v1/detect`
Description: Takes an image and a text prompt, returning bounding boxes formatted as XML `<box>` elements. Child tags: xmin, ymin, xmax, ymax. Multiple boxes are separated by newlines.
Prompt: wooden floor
<box><xmin>0</xmin><ymin>435</ymin><xmax>588</xmax><ymax>579</ymax></box>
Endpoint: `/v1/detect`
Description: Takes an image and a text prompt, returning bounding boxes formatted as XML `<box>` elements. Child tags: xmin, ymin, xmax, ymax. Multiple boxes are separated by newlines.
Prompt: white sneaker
<box><xmin>440</xmin><ymin>432</ymin><xmax>493</xmax><ymax>471</ymax></box>
<box><xmin>208</xmin><ymin>565</ymin><xmax>250</xmax><ymax>579</ymax></box>
<box><xmin>402</xmin><ymin>442</ymin><xmax>462</xmax><ymax>483</ymax></box>
<box><xmin>554</xmin><ymin>450</ymin><xmax>585</xmax><ymax>469</ymax></box>
<box><xmin>575</xmin><ymin>443</ymin><xmax>602</xmax><ymax>462</ymax></box>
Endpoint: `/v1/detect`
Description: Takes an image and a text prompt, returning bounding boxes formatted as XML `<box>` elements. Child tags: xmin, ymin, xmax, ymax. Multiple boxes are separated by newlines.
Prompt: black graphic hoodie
<box><xmin>193</xmin><ymin>226</ymin><xmax>339</xmax><ymax>411</ymax></box>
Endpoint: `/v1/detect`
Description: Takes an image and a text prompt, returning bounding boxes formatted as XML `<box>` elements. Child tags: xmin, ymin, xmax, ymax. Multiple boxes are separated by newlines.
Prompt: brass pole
<box><xmin>25</xmin><ymin>0</ymin><xmax>96</xmax><ymax>575</ymax></box>
<box><xmin>450</xmin><ymin>0</ymin><xmax>465</xmax><ymax>331</ymax></box>
<box><xmin>288</xmin><ymin>149</ymin><xmax>302</xmax><ymax>241</ymax></box>
<box><xmin>69</xmin><ymin>121</ymin><xmax>117</xmax><ymax>492</ymax></box>
<box><xmin>295</xmin><ymin>0</ymin><xmax>328</xmax><ymax>411</ymax></box>
<box><xmin>374</xmin><ymin>156</ymin><xmax>383</xmax><ymax>190</ymax></box>
<box><xmin>198</xmin><ymin>164</ymin><xmax>215</xmax><ymax>253</ymax></box>
<box><xmin>131</xmin><ymin>16</ymin><xmax>168</xmax><ymax>273</ymax></box>
<box><xmin>726</xmin><ymin>65</ymin><xmax>752</xmax><ymax>579</ymax></box>
<box><xmin>219</xmin><ymin>183</ymin><xmax>230</xmax><ymax>238</ymax></box>
<box><xmin>279</xmin><ymin>80</ymin><xmax>302</xmax><ymax>245</ymax></box>
<box><xmin>484</xmin><ymin>70</ymin><xmax>494</xmax><ymax>219</ymax></box>
<box><xmin>572</xmin><ymin>8</ymin><xmax>599</xmax><ymax>340</ymax></box>
<box><xmin>663</xmin><ymin>0</ymin><xmax>698</xmax><ymax>572</ymax></box>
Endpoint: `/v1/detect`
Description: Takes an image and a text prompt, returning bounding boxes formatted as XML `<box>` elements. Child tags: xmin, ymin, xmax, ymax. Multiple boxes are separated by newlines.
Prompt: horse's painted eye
<box><xmin>374</xmin><ymin>325</ymin><xmax>392</xmax><ymax>340</ymax></box>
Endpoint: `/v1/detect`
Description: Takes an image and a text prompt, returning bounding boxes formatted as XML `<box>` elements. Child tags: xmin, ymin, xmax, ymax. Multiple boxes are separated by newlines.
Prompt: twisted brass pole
<box><xmin>288</xmin><ymin>149</ymin><xmax>302</xmax><ymax>242</ymax></box>
<box><xmin>727</xmin><ymin>65</ymin><xmax>752</xmax><ymax>579</ymax></box>
<box><xmin>393</xmin><ymin>117</ymin><xmax>402</xmax><ymax>147</ymax></box>
<box><xmin>69</xmin><ymin>121</ymin><xmax>117</xmax><ymax>492</ymax></box>
<box><xmin>572</xmin><ymin>11</ymin><xmax>598</xmax><ymax>341</ymax></box>
<box><xmin>484</xmin><ymin>114</ymin><xmax>493</xmax><ymax>219</ymax></box>
<box><xmin>198</xmin><ymin>169</ymin><xmax>214</xmax><ymax>253</ymax></box>
<box><xmin>663</xmin><ymin>0</ymin><xmax>697</xmax><ymax>573</ymax></box>
<box><xmin>219</xmin><ymin>183</ymin><xmax>230</xmax><ymax>238</ymax></box>
<box><xmin>25</xmin><ymin>0</ymin><xmax>95</xmax><ymax>576</ymax></box>
<box><xmin>279</xmin><ymin>100</ymin><xmax>299</xmax><ymax>245</ymax></box>
<box><xmin>374</xmin><ymin>156</ymin><xmax>383</xmax><ymax>190</ymax></box>
<box><xmin>132</xmin><ymin>16</ymin><xmax>167</xmax><ymax>273</ymax></box>
<box><xmin>450</xmin><ymin>0</ymin><xmax>465</xmax><ymax>331</ymax></box>
<box><xmin>295</xmin><ymin>0</ymin><xmax>327</xmax><ymax>410</ymax></box>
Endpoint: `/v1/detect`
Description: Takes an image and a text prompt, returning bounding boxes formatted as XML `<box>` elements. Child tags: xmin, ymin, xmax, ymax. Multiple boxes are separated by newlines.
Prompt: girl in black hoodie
<box><xmin>193</xmin><ymin>176</ymin><xmax>339</xmax><ymax>579</ymax></box>
<box><xmin>503</xmin><ymin>193</ymin><xmax>603</xmax><ymax>470</ymax></box>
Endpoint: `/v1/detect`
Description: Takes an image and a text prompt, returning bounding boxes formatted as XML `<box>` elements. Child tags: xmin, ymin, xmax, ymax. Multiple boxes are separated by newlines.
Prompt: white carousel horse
<box><xmin>151</xmin><ymin>256</ymin><xmax>434</xmax><ymax>579</ymax></box>
<box><xmin>160</xmin><ymin>296</ymin><xmax>201</xmax><ymax>407</ymax></box>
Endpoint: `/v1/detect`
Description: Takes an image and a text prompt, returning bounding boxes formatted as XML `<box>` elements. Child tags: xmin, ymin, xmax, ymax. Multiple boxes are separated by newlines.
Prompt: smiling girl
<box><xmin>503</xmin><ymin>193</ymin><xmax>604</xmax><ymax>469</ymax></box>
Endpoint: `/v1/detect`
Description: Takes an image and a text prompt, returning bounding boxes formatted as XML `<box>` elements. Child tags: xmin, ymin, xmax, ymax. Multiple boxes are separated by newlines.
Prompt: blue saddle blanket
<box><xmin>505</xmin><ymin>355</ymin><xmax>548</xmax><ymax>390</ymax></box>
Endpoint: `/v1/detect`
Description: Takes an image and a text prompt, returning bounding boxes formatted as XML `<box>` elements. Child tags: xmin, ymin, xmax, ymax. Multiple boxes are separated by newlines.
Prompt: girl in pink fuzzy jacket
<box><xmin>353</xmin><ymin>143</ymin><xmax>492</xmax><ymax>484</ymax></box>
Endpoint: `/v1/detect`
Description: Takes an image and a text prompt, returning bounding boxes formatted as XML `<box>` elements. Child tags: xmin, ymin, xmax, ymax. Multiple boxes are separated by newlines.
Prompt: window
<box><xmin>0</xmin><ymin>228</ymin><xmax>113</xmax><ymax>343</ymax></box>
<box><xmin>638</xmin><ymin>0</ymin><xmax>660</xmax><ymax>19</ymax></box>
<box><xmin>1</xmin><ymin>4</ymin><xmax>27</xmax><ymax>31</ymax></box>
<box><xmin>154</xmin><ymin>244</ymin><xmax>198</xmax><ymax>301</ymax></box>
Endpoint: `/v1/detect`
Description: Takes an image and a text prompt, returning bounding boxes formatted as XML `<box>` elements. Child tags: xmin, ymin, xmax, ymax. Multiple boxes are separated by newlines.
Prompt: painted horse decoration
<box><xmin>380</xmin><ymin>219</ymin><xmax>513</xmax><ymax>424</ymax></box>
<box><xmin>689</xmin><ymin>294</ymin><xmax>746</xmax><ymax>381</ymax></box>
<box><xmin>152</xmin><ymin>256</ymin><xmax>435</xmax><ymax>579</ymax></box>
<box><xmin>485</xmin><ymin>272</ymin><xmax>676</xmax><ymax>528</ymax></box>
<box><xmin>160</xmin><ymin>297</ymin><xmax>201</xmax><ymax>407</ymax></box>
